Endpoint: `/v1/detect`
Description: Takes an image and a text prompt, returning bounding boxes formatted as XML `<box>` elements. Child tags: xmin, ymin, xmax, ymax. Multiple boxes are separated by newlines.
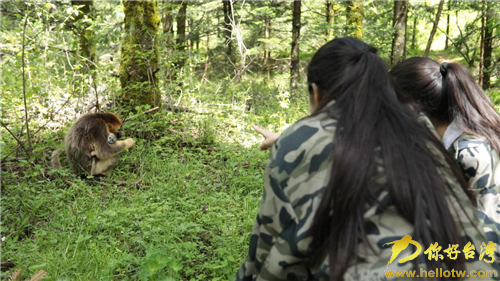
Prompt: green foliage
<box><xmin>1</xmin><ymin>106</ymin><xmax>272</xmax><ymax>280</ymax></box>
<box><xmin>1</xmin><ymin>0</ymin><xmax>499</xmax><ymax>280</ymax></box>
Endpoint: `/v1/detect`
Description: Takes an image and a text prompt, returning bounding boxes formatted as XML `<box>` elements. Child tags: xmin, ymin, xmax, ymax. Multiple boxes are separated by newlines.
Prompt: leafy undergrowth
<box><xmin>1</xmin><ymin>109</ymin><xmax>274</xmax><ymax>281</ymax></box>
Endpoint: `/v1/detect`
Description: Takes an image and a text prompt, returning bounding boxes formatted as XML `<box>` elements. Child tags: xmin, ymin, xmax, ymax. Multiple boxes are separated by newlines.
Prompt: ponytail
<box><xmin>390</xmin><ymin>57</ymin><xmax>500</xmax><ymax>153</ymax></box>
<box><xmin>308</xmin><ymin>38</ymin><xmax>473</xmax><ymax>280</ymax></box>
<box><xmin>445</xmin><ymin>62</ymin><xmax>500</xmax><ymax>152</ymax></box>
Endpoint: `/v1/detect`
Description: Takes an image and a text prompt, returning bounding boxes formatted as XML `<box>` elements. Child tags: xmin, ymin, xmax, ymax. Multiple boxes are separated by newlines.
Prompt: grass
<box><xmin>2</xmin><ymin>70</ymin><xmax>497</xmax><ymax>280</ymax></box>
<box><xmin>1</xmin><ymin>76</ymin><xmax>309</xmax><ymax>281</ymax></box>
<box><xmin>2</xmin><ymin>124</ymin><xmax>264</xmax><ymax>280</ymax></box>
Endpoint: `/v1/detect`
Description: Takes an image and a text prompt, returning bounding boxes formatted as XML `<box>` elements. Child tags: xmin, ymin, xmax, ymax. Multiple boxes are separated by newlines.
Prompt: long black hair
<box><xmin>390</xmin><ymin>57</ymin><xmax>500</xmax><ymax>152</ymax></box>
<box><xmin>307</xmin><ymin>38</ymin><xmax>475</xmax><ymax>280</ymax></box>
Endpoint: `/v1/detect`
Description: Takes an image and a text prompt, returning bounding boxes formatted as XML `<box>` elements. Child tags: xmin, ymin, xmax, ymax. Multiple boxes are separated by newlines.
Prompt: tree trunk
<box><xmin>326</xmin><ymin>1</ymin><xmax>334</xmax><ymax>40</ymax></box>
<box><xmin>263</xmin><ymin>16</ymin><xmax>271</xmax><ymax>77</ymax></box>
<box><xmin>290</xmin><ymin>0</ymin><xmax>301</xmax><ymax>89</ymax></box>
<box><xmin>483</xmin><ymin>2</ymin><xmax>494</xmax><ymax>89</ymax></box>
<box><xmin>120</xmin><ymin>0</ymin><xmax>161</xmax><ymax>108</ymax></box>
<box><xmin>424</xmin><ymin>0</ymin><xmax>445</xmax><ymax>57</ymax></box>
<box><xmin>222</xmin><ymin>0</ymin><xmax>233</xmax><ymax>59</ymax></box>
<box><xmin>163</xmin><ymin>2</ymin><xmax>174</xmax><ymax>45</ymax></box>
<box><xmin>412</xmin><ymin>15</ymin><xmax>417</xmax><ymax>49</ymax></box>
<box><xmin>479</xmin><ymin>0</ymin><xmax>486</xmax><ymax>87</ymax></box>
<box><xmin>175</xmin><ymin>0</ymin><xmax>188</xmax><ymax>70</ymax></box>
<box><xmin>71</xmin><ymin>0</ymin><xmax>95</xmax><ymax>67</ymax></box>
<box><xmin>391</xmin><ymin>0</ymin><xmax>408</xmax><ymax>65</ymax></box>
<box><xmin>445</xmin><ymin>0</ymin><xmax>450</xmax><ymax>50</ymax></box>
<box><xmin>346</xmin><ymin>0</ymin><xmax>364</xmax><ymax>39</ymax></box>
<box><xmin>163</xmin><ymin>2</ymin><xmax>174</xmax><ymax>81</ymax></box>
<box><xmin>202</xmin><ymin>13</ymin><xmax>210</xmax><ymax>80</ymax></box>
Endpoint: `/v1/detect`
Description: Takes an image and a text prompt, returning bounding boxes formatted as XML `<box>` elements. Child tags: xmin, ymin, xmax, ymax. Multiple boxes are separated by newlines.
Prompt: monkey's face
<box><xmin>107</xmin><ymin>122</ymin><xmax>122</xmax><ymax>133</ymax></box>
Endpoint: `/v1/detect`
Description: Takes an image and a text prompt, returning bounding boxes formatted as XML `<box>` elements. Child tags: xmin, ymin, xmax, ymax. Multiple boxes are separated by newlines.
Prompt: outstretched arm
<box><xmin>94</xmin><ymin>138</ymin><xmax>135</xmax><ymax>159</ymax></box>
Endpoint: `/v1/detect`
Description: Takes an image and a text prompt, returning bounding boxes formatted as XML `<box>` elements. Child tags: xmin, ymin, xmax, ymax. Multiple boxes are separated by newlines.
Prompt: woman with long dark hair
<box><xmin>236</xmin><ymin>38</ymin><xmax>498</xmax><ymax>280</ymax></box>
<box><xmin>390</xmin><ymin>57</ymin><xmax>500</xmax><ymax>256</ymax></box>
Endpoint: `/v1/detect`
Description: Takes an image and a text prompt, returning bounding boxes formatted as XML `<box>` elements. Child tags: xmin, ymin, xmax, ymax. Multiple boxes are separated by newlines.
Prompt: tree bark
<box><xmin>174</xmin><ymin>1</ymin><xmax>187</xmax><ymax>72</ymax></box>
<box><xmin>479</xmin><ymin>0</ymin><xmax>486</xmax><ymax>87</ymax></box>
<box><xmin>71</xmin><ymin>0</ymin><xmax>95</xmax><ymax>67</ymax></box>
<box><xmin>163</xmin><ymin>2</ymin><xmax>174</xmax><ymax>45</ymax></box>
<box><xmin>202</xmin><ymin>13</ymin><xmax>210</xmax><ymax>80</ymax></box>
<box><xmin>263</xmin><ymin>16</ymin><xmax>271</xmax><ymax>77</ymax></box>
<box><xmin>412</xmin><ymin>15</ymin><xmax>417</xmax><ymax>49</ymax></box>
<box><xmin>163</xmin><ymin>2</ymin><xmax>174</xmax><ymax>81</ymax></box>
<box><xmin>326</xmin><ymin>1</ymin><xmax>334</xmax><ymax>40</ymax></box>
<box><xmin>290</xmin><ymin>0</ymin><xmax>301</xmax><ymax>89</ymax></box>
<box><xmin>445</xmin><ymin>0</ymin><xmax>450</xmax><ymax>50</ymax></box>
<box><xmin>346</xmin><ymin>0</ymin><xmax>364</xmax><ymax>39</ymax></box>
<box><xmin>483</xmin><ymin>2</ymin><xmax>494</xmax><ymax>89</ymax></box>
<box><xmin>424</xmin><ymin>0</ymin><xmax>445</xmax><ymax>57</ymax></box>
<box><xmin>120</xmin><ymin>0</ymin><xmax>161</xmax><ymax>108</ymax></box>
<box><xmin>391</xmin><ymin>0</ymin><xmax>408</xmax><ymax>65</ymax></box>
<box><xmin>222</xmin><ymin>0</ymin><xmax>233</xmax><ymax>59</ymax></box>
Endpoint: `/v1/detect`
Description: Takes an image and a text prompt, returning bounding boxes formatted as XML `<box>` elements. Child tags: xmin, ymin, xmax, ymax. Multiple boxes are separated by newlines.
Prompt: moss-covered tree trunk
<box><xmin>120</xmin><ymin>0</ymin><xmax>161</xmax><ymax>108</ymax></box>
<box><xmin>346</xmin><ymin>0</ymin><xmax>363</xmax><ymax>39</ymax></box>
<box><xmin>71</xmin><ymin>0</ymin><xmax>95</xmax><ymax>67</ymax></box>
<box><xmin>391</xmin><ymin>0</ymin><xmax>408</xmax><ymax>65</ymax></box>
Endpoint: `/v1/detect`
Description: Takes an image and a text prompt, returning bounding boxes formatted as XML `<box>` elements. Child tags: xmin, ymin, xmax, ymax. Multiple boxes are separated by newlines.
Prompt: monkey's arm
<box><xmin>94</xmin><ymin>138</ymin><xmax>135</xmax><ymax>159</ymax></box>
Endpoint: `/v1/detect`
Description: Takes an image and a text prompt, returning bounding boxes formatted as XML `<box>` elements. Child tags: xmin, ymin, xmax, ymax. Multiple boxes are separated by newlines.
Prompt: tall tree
<box><xmin>163</xmin><ymin>2</ymin><xmax>174</xmax><ymax>46</ymax></box>
<box><xmin>445</xmin><ymin>0</ymin><xmax>451</xmax><ymax>50</ymax></box>
<box><xmin>424</xmin><ymin>0</ymin><xmax>445</xmax><ymax>57</ymax></box>
<box><xmin>120</xmin><ymin>0</ymin><xmax>161</xmax><ymax>108</ymax></box>
<box><xmin>346</xmin><ymin>0</ymin><xmax>364</xmax><ymax>39</ymax></box>
<box><xmin>479</xmin><ymin>0</ymin><xmax>486</xmax><ymax>87</ymax></box>
<box><xmin>263</xmin><ymin>16</ymin><xmax>271</xmax><ymax>77</ymax></box>
<box><xmin>175</xmin><ymin>1</ymin><xmax>188</xmax><ymax>70</ymax></box>
<box><xmin>222</xmin><ymin>0</ymin><xmax>233</xmax><ymax>59</ymax></box>
<box><xmin>391</xmin><ymin>0</ymin><xmax>408</xmax><ymax>65</ymax></box>
<box><xmin>290</xmin><ymin>0</ymin><xmax>301</xmax><ymax>89</ymax></box>
<box><xmin>163</xmin><ymin>2</ymin><xmax>174</xmax><ymax>81</ymax></box>
<box><xmin>326</xmin><ymin>1</ymin><xmax>335</xmax><ymax>41</ymax></box>
<box><xmin>411</xmin><ymin>15</ymin><xmax>418</xmax><ymax>49</ymax></box>
<box><xmin>482</xmin><ymin>2</ymin><xmax>494</xmax><ymax>89</ymax></box>
<box><xmin>71</xmin><ymin>1</ymin><xmax>95</xmax><ymax>67</ymax></box>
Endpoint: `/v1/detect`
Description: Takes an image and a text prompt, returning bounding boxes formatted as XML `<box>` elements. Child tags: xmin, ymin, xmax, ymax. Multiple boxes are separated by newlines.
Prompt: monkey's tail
<box><xmin>51</xmin><ymin>149</ymin><xmax>63</xmax><ymax>168</ymax></box>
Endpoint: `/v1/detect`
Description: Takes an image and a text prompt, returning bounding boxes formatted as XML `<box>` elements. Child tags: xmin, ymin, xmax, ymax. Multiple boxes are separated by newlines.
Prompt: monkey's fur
<box><xmin>51</xmin><ymin>113</ymin><xmax>135</xmax><ymax>176</ymax></box>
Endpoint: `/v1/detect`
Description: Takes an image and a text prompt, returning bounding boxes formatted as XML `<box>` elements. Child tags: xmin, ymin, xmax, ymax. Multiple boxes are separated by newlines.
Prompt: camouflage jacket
<box><xmin>236</xmin><ymin>110</ymin><xmax>499</xmax><ymax>281</ymax></box>
<box><xmin>448</xmin><ymin>134</ymin><xmax>500</xmax><ymax>251</ymax></box>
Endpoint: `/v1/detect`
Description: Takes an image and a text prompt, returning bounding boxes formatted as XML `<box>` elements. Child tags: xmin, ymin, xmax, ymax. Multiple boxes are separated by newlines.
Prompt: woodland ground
<box><xmin>1</xmin><ymin>75</ymin><xmax>310</xmax><ymax>281</ymax></box>
<box><xmin>1</xmin><ymin>52</ymin><xmax>499</xmax><ymax>281</ymax></box>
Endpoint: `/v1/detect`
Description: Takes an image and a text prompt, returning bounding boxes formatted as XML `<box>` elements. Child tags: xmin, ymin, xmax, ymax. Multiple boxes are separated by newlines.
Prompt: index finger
<box><xmin>252</xmin><ymin>124</ymin><xmax>266</xmax><ymax>136</ymax></box>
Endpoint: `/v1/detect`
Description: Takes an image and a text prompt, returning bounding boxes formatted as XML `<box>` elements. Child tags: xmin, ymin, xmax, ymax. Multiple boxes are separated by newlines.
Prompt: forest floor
<box><xmin>1</xmin><ymin>90</ymin><xmax>309</xmax><ymax>281</ymax></box>
<box><xmin>2</xmin><ymin>73</ymin><xmax>498</xmax><ymax>280</ymax></box>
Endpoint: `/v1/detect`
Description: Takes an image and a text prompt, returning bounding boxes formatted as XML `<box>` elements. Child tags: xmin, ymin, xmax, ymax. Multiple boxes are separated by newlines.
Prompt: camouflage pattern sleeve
<box><xmin>451</xmin><ymin>135</ymin><xmax>500</xmax><ymax>253</ymax></box>
<box><xmin>236</xmin><ymin>114</ymin><xmax>336</xmax><ymax>281</ymax></box>
<box><xmin>237</xmin><ymin>113</ymin><xmax>500</xmax><ymax>280</ymax></box>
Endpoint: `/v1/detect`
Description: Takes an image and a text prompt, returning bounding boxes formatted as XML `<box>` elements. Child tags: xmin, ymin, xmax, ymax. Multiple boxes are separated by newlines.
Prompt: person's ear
<box><xmin>312</xmin><ymin>83</ymin><xmax>322</xmax><ymax>107</ymax></box>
